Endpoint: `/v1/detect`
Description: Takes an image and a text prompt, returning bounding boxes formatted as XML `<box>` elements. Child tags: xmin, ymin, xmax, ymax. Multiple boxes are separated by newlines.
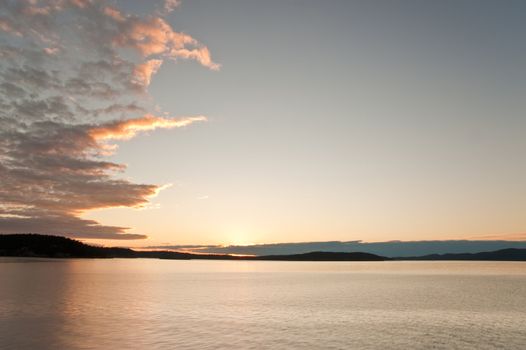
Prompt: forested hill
<box><xmin>0</xmin><ymin>234</ymin><xmax>188</xmax><ymax>259</ymax></box>
<box><xmin>400</xmin><ymin>248</ymin><xmax>526</xmax><ymax>261</ymax></box>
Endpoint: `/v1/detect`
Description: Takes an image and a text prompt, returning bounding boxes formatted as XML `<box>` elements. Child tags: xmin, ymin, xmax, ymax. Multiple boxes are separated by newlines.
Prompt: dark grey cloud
<box><xmin>0</xmin><ymin>0</ymin><xmax>215</xmax><ymax>240</ymax></box>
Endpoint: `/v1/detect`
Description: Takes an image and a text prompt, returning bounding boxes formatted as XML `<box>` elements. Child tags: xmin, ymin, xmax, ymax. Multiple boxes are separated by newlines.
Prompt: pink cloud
<box><xmin>90</xmin><ymin>114</ymin><xmax>207</xmax><ymax>141</ymax></box>
<box><xmin>115</xmin><ymin>16</ymin><xmax>220</xmax><ymax>70</ymax></box>
<box><xmin>133</xmin><ymin>59</ymin><xmax>163</xmax><ymax>86</ymax></box>
<box><xmin>164</xmin><ymin>0</ymin><xmax>181</xmax><ymax>14</ymax></box>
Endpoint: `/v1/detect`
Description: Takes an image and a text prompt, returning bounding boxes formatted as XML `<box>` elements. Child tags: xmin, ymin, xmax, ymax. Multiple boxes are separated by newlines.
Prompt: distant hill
<box><xmin>1</xmin><ymin>234</ymin><xmax>525</xmax><ymax>261</ymax></box>
<box><xmin>400</xmin><ymin>248</ymin><xmax>526</xmax><ymax>261</ymax></box>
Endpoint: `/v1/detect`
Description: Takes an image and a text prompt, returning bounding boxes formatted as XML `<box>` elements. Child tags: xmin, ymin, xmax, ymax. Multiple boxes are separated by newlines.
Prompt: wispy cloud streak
<box><xmin>0</xmin><ymin>0</ymin><xmax>215</xmax><ymax>239</ymax></box>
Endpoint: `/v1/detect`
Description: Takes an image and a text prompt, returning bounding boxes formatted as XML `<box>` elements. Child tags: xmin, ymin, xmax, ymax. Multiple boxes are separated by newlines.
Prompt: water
<box><xmin>1</xmin><ymin>259</ymin><xmax>525</xmax><ymax>349</ymax></box>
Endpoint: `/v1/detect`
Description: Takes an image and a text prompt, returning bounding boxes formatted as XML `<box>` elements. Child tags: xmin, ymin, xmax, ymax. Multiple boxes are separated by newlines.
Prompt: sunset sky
<box><xmin>0</xmin><ymin>0</ymin><xmax>525</xmax><ymax>248</ymax></box>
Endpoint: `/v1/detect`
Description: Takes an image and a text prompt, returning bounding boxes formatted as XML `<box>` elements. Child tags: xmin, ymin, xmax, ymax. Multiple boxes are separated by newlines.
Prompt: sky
<box><xmin>0</xmin><ymin>0</ymin><xmax>525</xmax><ymax>248</ymax></box>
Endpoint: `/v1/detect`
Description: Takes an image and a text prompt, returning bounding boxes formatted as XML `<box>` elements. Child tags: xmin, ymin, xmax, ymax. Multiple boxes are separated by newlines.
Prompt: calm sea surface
<box><xmin>1</xmin><ymin>258</ymin><xmax>525</xmax><ymax>349</ymax></box>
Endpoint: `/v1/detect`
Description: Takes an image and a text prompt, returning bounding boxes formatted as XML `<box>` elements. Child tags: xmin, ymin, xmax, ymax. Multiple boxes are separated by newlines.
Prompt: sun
<box><xmin>226</xmin><ymin>230</ymin><xmax>256</xmax><ymax>247</ymax></box>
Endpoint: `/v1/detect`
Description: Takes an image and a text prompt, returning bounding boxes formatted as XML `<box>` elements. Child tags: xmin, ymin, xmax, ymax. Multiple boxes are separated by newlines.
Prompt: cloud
<box><xmin>113</xmin><ymin>13</ymin><xmax>220</xmax><ymax>70</ymax></box>
<box><xmin>0</xmin><ymin>0</ymin><xmax>216</xmax><ymax>240</ymax></box>
<box><xmin>133</xmin><ymin>59</ymin><xmax>163</xmax><ymax>86</ymax></box>
<box><xmin>163</xmin><ymin>0</ymin><xmax>181</xmax><ymax>14</ymax></box>
<box><xmin>468</xmin><ymin>233</ymin><xmax>526</xmax><ymax>241</ymax></box>
<box><xmin>0</xmin><ymin>115</ymin><xmax>203</xmax><ymax>239</ymax></box>
<box><xmin>89</xmin><ymin>114</ymin><xmax>207</xmax><ymax>141</ymax></box>
<box><xmin>145</xmin><ymin>240</ymin><xmax>526</xmax><ymax>257</ymax></box>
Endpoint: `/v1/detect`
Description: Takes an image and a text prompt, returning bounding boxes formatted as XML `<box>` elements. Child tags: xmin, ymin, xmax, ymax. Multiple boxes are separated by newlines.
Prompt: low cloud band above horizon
<box><xmin>144</xmin><ymin>239</ymin><xmax>526</xmax><ymax>258</ymax></box>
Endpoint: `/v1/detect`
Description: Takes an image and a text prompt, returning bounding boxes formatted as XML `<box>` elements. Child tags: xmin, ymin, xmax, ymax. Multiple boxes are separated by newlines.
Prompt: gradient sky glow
<box><xmin>1</xmin><ymin>0</ymin><xmax>525</xmax><ymax>247</ymax></box>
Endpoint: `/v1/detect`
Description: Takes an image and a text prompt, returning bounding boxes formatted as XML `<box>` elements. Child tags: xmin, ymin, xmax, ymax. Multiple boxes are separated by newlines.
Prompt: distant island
<box><xmin>398</xmin><ymin>249</ymin><xmax>526</xmax><ymax>261</ymax></box>
<box><xmin>1</xmin><ymin>234</ymin><xmax>526</xmax><ymax>261</ymax></box>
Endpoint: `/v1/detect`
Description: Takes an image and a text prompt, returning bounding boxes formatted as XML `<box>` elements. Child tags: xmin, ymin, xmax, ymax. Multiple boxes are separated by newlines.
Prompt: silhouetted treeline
<box><xmin>0</xmin><ymin>234</ymin><xmax>132</xmax><ymax>258</ymax></box>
